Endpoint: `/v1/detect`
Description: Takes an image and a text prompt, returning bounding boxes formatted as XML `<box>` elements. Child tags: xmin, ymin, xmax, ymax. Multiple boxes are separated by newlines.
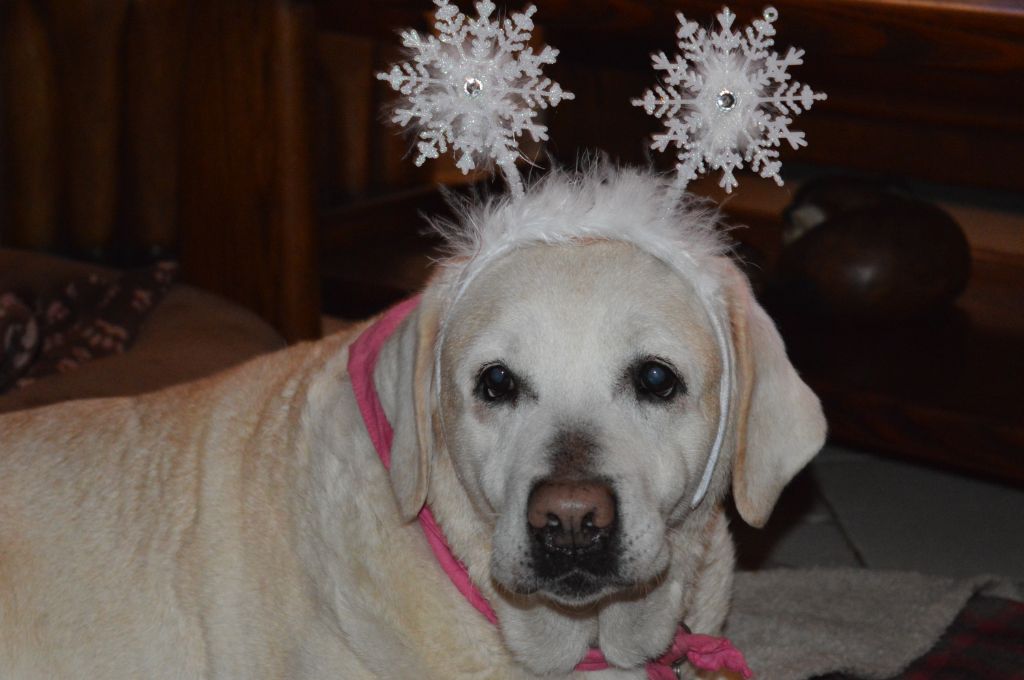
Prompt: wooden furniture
<box><xmin>1</xmin><ymin>0</ymin><xmax>321</xmax><ymax>342</ymax></box>
<box><xmin>2</xmin><ymin>0</ymin><xmax>1021</xmax><ymax>481</ymax></box>
<box><xmin>314</xmin><ymin>0</ymin><xmax>1024</xmax><ymax>484</ymax></box>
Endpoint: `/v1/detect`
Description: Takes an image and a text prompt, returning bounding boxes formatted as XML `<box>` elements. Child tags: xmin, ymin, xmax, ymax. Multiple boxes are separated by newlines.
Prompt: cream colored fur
<box><xmin>0</xmin><ymin>180</ymin><xmax>824</xmax><ymax>679</ymax></box>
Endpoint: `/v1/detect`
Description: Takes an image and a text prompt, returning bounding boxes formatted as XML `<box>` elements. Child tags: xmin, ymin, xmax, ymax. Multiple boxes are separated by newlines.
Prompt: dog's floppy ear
<box><xmin>721</xmin><ymin>260</ymin><xmax>827</xmax><ymax>527</ymax></box>
<box><xmin>387</xmin><ymin>286</ymin><xmax>444</xmax><ymax>521</ymax></box>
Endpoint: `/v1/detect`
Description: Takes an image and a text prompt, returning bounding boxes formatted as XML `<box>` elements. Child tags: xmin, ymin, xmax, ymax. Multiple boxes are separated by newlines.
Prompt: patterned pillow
<box><xmin>0</xmin><ymin>292</ymin><xmax>40</xmax><ymax>393</ymax></box>
<box><xmin>0</xmin><ymin>261</ymin><xmax>178</xmax><ymax>394</ymax></box>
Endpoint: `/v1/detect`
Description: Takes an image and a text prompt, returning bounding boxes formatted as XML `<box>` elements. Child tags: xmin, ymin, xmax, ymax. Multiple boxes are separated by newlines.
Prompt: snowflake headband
<box><xmin>378</xmin><ymin>2</ymin><xmax>825</xmax><ymax>507</ymax></box>
<box><xmin>633</xmin><ymin>6</ymin><xmax>827</xmax><ymax>194</ymax></box>
<box><xmin>377</xmin><ymin>0</ymin><xmax>573</xmax><ymax>198</ymax></box>
<box><xmin>378</xmin><ymin>2</ymin><xmax>825</xmax><ymax>196</ymax></box>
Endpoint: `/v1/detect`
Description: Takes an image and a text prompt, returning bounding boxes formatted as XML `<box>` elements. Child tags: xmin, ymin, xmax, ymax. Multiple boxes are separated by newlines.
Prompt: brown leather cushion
<box><xmin>0</xmin><ymin>249</ymin><xmax>285</xmax><ymax>414</ymax></box>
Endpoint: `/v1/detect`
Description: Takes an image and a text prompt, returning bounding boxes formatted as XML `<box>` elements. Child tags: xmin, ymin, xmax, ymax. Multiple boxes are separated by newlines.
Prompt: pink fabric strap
<box><xmin>347</xmin><ymin>295</ymin><xmax>421</xmax><ymax>469</ymax></box>
<box><xmin>347</xmin><ymin>299</ymin><xmax>753</xmax><ymax>679</ymax></box>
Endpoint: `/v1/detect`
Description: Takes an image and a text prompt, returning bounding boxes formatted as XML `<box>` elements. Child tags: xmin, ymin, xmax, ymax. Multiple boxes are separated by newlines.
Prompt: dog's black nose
<box><xmin>527</xmin><ymin>480</ymin><xmax>618</xmax><ymax>579</ymax></box>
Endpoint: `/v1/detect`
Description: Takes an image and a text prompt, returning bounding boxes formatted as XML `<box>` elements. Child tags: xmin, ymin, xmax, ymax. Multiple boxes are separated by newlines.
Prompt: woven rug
<box><xmin>726</xmin><ymin>568</ymin><xmax>1022</xmax><ymax>680</ymax></box>
<box><xmin>820</xmin><ymin>594</ymin><xmax>1024</xmax><ymax>679</ymax></box>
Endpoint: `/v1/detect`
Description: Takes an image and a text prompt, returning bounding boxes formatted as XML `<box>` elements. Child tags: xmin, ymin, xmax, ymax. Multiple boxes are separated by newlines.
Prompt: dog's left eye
<box><xmin>478</xmin><ymin>364</ymin><xmax>517</xmax><ymax>402</ymax></box>
<box><xmin>636</xmin><ymin>361</ymin><xmax>680</xmax><ymax>400</ymax></box>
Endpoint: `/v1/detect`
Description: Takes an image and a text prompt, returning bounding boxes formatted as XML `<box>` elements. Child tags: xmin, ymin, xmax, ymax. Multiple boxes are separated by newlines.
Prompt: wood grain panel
<box><xmin>818</xmin><ymin>389</ymin><xmax>1024</xmax><ymax>486</ymax></box>
<box><xmin>1</xmin><ymin>0</ymin><xmax>58</xmax><ymax>249</ymax></box>
<box><xmin>178</xmin><ymin>0</ymin><xmax>320</xmax><ymax>342</ymax></box>
<box><xmin>316</xmin><ymin>33</ymin><xmax>376</xmax><ymax>199</ymax></box>
<box><xmin>122</xmin><ymin>0</ymin><xmax>188</xmax><ymax>257</ymax></box>
<box><xmin>47</xmin><ymin>0</ymin><xmax>130</xmax><ymax>256</ymax></box>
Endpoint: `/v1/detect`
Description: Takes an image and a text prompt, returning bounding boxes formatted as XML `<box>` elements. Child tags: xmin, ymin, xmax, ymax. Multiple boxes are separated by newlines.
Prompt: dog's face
<box><xmin>438</xmin><ymin>241</ymin><xmax>729</xmax><ymax>605</ymax></box>
<box><xmin>384</xmin><ymin>173</ymin><xmax>825</xmax><ymax>670</ymax></box>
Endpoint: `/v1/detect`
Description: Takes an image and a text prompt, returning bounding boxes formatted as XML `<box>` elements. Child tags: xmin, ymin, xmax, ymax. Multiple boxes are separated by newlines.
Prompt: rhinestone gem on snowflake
<box><xmin>377</xmin><ymin>0</ymin><xmax>573</xmax><ymax>197</ymax></box>
<box><xmin>633</xmin><ymin>6</ymin><xmax>826</xmax><ymax>193</ymax></box>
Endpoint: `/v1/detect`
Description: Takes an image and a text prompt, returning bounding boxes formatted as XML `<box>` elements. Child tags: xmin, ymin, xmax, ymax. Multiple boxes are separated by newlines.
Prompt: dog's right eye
<box><xmin>636</xmin><ymin>360</ymin><xmax>681</xmax><ymax>401</ymax></box>
<box><xmin>478</xmin><ymin>364</ymin><xmax>517</xmax><ymax>403</ymax></box>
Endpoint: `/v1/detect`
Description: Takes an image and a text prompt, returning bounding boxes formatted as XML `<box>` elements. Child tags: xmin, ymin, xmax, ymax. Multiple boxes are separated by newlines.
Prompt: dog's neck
<box><xmin>370</xmin><ymin>304</ymin><xmax>500</xmax><ymax>604</ymax></box>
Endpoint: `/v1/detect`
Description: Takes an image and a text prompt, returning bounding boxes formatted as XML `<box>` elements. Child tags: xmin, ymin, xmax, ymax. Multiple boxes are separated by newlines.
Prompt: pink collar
<box><xmin>347</xmin><ymin>297</ymin><xmax>753</xmax><ymax>680</ymax></box>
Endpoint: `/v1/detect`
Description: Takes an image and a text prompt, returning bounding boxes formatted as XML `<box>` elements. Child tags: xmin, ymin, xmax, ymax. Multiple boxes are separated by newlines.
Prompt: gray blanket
<box><xmin>726</xmin><ymin>568</ymin><xmax>1020</xmax><ymax>679</ymax></box>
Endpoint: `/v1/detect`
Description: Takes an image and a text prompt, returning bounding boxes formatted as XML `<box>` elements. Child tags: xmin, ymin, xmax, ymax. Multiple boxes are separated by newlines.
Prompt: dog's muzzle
<box><xmin>526</xmin><ymin>479</ymin><xmax>621</xmax><ymax>600</ymax></box>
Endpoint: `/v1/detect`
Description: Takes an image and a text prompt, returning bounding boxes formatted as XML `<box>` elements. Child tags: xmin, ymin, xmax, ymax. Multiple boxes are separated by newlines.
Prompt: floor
<box><xmin>732</xmin><ymin>444</ymin><xmax>1024</xmax><ymax>585</ymax></box>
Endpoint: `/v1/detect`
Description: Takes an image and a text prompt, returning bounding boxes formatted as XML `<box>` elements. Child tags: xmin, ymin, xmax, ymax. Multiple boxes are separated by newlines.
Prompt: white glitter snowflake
<box><xmin>633</xmin><ymin>6</ymin><xmax>826</xmax><ymax>193</ymax></box>
<box><xmin>378</xmin><ymin>0</ymin><xmax>573</xmax><ymax>197</ymax></box>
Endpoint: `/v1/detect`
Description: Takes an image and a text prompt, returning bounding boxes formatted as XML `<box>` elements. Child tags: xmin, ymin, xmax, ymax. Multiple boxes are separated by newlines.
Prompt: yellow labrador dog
<box><xmin>0</xmin><ymin>168</ymin><xmax>825</xmax><ymax>679</ymax></box>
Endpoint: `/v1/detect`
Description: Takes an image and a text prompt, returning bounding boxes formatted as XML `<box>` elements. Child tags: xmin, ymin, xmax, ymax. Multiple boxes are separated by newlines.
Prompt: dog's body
<box><xmin>0</xmin><ymin>171</ymin><xmax>825</xmax><ymax>679</ymax></box>
<box><xmin>0</xmin><ymin>330</ymin><xmax>515</xmax><ymax>679</ymax></box>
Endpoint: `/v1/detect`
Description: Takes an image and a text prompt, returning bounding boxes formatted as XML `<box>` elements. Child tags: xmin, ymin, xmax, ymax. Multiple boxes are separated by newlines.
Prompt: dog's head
<box><xmin>387</xmin><ymin>168</ymin><xmax>826</xmax><ymax>607</ymax></box>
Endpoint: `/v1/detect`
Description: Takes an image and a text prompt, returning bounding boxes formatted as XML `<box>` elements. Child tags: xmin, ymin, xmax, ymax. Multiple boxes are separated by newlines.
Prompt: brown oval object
<box><xmin>779</xmin><ymin>197</ymin><xmax>971</xmax><ymax>322</ymax></box>
<box><xmin>782</xmin><ymin>176</ymin><xmax>894</xmax><ymax>245</ymax></box>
